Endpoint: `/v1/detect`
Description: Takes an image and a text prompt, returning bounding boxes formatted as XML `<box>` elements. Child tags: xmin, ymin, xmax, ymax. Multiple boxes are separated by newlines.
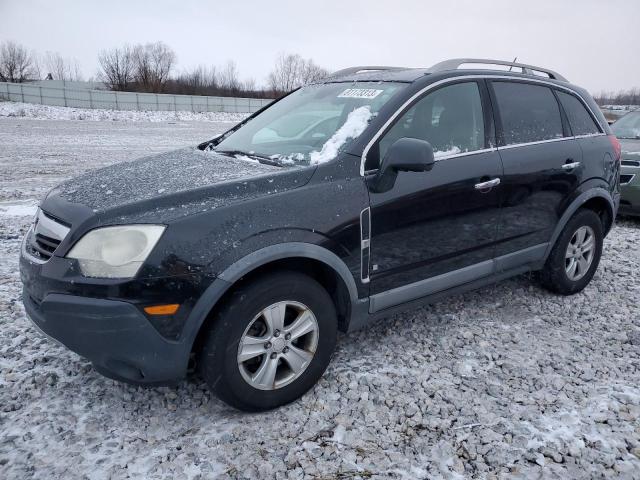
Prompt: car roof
<box><xmin>322</xmin><ymin>59</ymin><xmax>569</xmax><ymax>85</ymax></box>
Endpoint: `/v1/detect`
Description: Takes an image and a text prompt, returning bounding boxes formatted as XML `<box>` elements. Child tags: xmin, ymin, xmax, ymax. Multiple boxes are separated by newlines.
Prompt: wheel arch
<box><xmin>183</xmin><ymin>243</ymin><xmax>362</xmax><ymax>364</ymax></box>
<box><xmin>544</xmin><ymin>187</ymin><xmax>614</xmax><ymax>261</ymax></box>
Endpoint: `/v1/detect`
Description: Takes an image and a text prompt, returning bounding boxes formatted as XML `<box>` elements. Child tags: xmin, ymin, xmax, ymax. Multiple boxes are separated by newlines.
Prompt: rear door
<box><xmin>489</xmin><ymin>80</ymin><xmax>583</xmax><ymax>264</ymax></box>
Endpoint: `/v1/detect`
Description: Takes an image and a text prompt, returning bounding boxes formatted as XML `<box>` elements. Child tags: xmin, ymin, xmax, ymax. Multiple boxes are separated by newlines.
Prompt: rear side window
<box><xmin>493</xmin><ymin>82</ymin><xmax>563</xmax><ymax>145</ymax></box>
<box><xmin>556</xmin><ymin>91</ymin><xmax>601</xmax><ymax>136</ymax></box>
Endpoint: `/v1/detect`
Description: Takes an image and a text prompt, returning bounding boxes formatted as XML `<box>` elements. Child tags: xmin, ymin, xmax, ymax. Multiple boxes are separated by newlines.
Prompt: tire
<box><xmin>539</xmin><ymin>209</ymin><xmax>603</xmax><ymax>295</ymax></box>
<box><xmin>199</xmin><ymin>271</ymin><xmax>338</xmax><ymax>411</ymax></box>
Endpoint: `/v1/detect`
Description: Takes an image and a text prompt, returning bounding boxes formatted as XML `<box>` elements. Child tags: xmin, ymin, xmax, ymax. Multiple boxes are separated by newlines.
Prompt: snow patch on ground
<box><xmin>309</xmin><ymin>106</ymin><xmax>372</xmax><ymax>165</ymax></box>
<box><xmin>0</xmin><ymin>101</ymin><xmax>248</xmax><ymax>123</ymax></box>
<box><xmin>0</xmin><ymin>199</ymin><xmax>38</xmax><ymax>217</ymax></box>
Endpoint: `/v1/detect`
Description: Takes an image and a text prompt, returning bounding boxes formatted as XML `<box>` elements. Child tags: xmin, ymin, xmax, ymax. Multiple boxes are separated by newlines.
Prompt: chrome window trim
<box><xmin>498</xmin><ymin>136</ymin><xmax>572</xmax><ymax>150</ymax></box>
<box><xmin>362</xmin><ymin>147</ymin><xmax>498</xmax><ymax>176</ymax></box>
<box><xmin>573</xmin><ymin>133</ymin><xmax>607</xmax><ymax>140</ymax></box>
<box><xmin>360</xmin><ymin>74</ymin><xmax>605</xmax><ymax>176</ymax></box>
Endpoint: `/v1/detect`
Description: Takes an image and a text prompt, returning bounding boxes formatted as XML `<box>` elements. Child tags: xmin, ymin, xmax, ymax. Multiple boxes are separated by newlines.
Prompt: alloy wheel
<box><xmin>237</xmin><ymin>301</ymin><xmax>319</xmax><ymax>390</ymax></box>
<box><xmin>565</xmin><ymin>225</ymin><xmax>596</xmax><ymax>281</ymax></box>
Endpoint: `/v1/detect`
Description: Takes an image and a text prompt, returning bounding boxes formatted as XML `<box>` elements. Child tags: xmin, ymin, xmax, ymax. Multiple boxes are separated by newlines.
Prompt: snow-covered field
<box><xmin>1</xmin><ymin>103</ymin><xmax>640</xmax><ymax>479</ymax></box>
<box><xmin>0</xmin><ymin>100</ymin><xmax>248</xmax><ymax>123</ymax></box>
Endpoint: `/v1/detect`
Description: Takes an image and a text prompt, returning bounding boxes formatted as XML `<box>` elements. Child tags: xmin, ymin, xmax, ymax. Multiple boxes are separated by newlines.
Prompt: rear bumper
<box><xmin>23</xmin><ymin>291</ymin><xmax>189</xmax><ymax>384</ymax></box>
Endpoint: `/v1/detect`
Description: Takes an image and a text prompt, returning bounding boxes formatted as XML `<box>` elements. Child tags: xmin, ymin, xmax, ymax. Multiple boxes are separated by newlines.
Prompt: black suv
<box><xmin>20</xmin><ymin>59</ymin><xmax>620</xmax><ymax>411</ymax></box>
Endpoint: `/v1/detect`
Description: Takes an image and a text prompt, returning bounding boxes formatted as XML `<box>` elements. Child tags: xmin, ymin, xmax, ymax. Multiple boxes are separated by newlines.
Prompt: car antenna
<box><xmin>508</xmin><ymin>57</ymin><xmax>517</xmax><ymax>72</ymax></box>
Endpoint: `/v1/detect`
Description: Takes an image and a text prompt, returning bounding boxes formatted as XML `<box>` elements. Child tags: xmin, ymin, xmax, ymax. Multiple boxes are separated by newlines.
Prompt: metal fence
<box><xmin>0</xmin><ymin>81</ymin><xmax>273</xmax><ymax>114</ymax></box>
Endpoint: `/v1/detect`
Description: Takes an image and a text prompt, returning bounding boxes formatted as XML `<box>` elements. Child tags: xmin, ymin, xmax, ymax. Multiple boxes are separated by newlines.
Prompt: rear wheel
<box><xmin>199</xmin><ymin>271</ymin><xmax>337</xmax><ymax>411</ymax></box>
<box><xmin>539</xmin><ymin>209</ymin><xmax>603</xmax><ymax>295</ymax></box>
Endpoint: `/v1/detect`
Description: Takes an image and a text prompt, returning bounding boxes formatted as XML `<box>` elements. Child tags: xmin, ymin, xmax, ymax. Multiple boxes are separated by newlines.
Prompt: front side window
<box><xmin>556</xmin><ymin>91</ymin><xmax>601</xmax><ymax>136</ymax></box>
<box><xmin>375</xmin><ymin>82</ymin><xmax>486</xmax><ymax>167</ymax></box>
<box><xmin>493</xmin><ymin>82</ymin><xmax>563</xmax><ymax>145</ymax></box>
<box><xmin>214</xmin><ymin>82</ymin><xmax>404</xmax><ymax>166</ymax></box>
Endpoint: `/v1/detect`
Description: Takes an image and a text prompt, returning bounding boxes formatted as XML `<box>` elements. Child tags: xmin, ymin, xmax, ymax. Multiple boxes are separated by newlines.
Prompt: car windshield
<box><xmin>213</xmin><ymin>82</ymin><xmax>405</xmax><ymax>166</ymax></box>
<box><xmin>612</xmin><ymin>111</ymin><xmax>640</xmax><ymax>139</ymax></box>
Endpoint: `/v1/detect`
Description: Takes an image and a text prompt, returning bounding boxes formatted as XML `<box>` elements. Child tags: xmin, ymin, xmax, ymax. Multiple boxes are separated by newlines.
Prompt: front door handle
<box><xmin>474</xmin><ymin>178</ymin><xmax>501</xmax><ymax>190</ymax></box>
<box><xmin>562</xmin><ymin>161</ymin><xmax>581</xmax><ymax>171</ymax></box>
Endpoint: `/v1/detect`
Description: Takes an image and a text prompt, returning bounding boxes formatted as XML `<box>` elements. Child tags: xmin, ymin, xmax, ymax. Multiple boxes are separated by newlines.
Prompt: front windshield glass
<box><xmin>612</xmin><ymin>111</ymin><xmax>640</xmax><ymax>139</ymax></box>
<box><xmin>213</xmin><ymin>82</ymin><xmax>404</xmax><ymax>166</ymax></box>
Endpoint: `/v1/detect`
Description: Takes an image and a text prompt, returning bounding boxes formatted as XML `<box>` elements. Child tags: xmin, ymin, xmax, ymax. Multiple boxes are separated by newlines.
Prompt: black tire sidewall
<box><xmin>200</xmin><ymin>272</ymin><xmax>337</xmax><ymax>411</ymax></box>
<box><xmin>543</xmin><ymin>209</ymin><xmax>603</xmax><ymax>294</ymax></box>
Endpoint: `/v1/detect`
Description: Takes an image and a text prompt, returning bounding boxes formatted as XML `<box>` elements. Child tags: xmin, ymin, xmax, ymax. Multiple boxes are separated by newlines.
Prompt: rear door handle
<box><xmin>474</xmin><ymin>178</ymin><xmax>501</xmax><ymax>190</ymax></box>
<box><xmin>562</xmin><ymin>161</ymin><xmax>581</xmax><ymax>170</ymax></box>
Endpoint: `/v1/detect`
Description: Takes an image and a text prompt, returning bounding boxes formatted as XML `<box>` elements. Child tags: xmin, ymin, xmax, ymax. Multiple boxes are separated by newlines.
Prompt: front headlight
<box><xmin>67</xmin><ymin>225</ymin><xmax>165</xmax><ymax>278</ymax></box>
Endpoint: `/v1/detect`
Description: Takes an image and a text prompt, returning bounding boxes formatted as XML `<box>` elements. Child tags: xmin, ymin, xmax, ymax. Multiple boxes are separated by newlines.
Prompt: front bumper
<box><xmin>20</xmin><ymin>250</ymin><xmax>213</xmax><ymax>384</ymax></box>
<box><xmin>23</xmin><ymin>291</ymin><xmax>188</xmax><ymax>383</ymax></box>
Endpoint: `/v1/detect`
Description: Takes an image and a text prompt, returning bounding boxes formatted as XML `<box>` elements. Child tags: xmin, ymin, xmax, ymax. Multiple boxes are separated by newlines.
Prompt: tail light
<box><xmin>609</xmin><ymin>135</ymin><xmax>621</xmax><ymax>164</ymax></box>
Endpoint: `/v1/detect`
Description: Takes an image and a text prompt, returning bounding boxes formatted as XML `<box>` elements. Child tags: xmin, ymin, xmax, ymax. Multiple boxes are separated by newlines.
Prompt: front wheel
<box><xmin>199</xmin><ymin>271</ymin><xmax>337</xmax><ymax>411</ymax></box>
<box><xmin>539</xmin><ymin>209</ymin><xmax>603</xmax><ymax>295</ymax></box>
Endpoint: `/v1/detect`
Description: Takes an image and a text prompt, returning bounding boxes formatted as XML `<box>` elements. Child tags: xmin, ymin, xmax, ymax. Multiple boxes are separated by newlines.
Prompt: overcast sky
<box><xmin>1</xmin><ymin>0</ymin><xmax>638</xmax><ymax>93</ymax></box>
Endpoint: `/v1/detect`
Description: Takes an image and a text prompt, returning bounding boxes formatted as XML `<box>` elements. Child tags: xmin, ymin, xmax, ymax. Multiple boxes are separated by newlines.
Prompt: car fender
<box><xmin>544</xmin><ymin>185</ymin><xmax>614</xmax><ymax>261</ymax></box>
<box><xmin>179</xmin><ymin>242</ymin><xmax>361</xmax><ymax>368</ymax></box>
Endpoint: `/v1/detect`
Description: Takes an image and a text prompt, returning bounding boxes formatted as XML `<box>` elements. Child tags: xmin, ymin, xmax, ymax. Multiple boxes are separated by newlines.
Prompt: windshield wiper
<box><xmin>214</xmin><ymin>149</ymin><xmax>283</xmax><ymax>167</ymax></box>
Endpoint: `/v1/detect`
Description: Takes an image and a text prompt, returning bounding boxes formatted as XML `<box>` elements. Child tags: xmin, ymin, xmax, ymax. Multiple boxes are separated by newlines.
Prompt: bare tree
<box><xmin>98</xmin><ymin>45</ymin><xmax>135</xmax><ymax>91</ymax></box>
<box><xmin>300</xmin><ymin>61</ymin><xmax>328</xmax><ymax>85</ymax></box>
<box><xmin>0</xmin><ymin>41</ymin><xmax>38</xmax><ymax>82</ymax></box>
<box><xmin>170</xmin><ymin>65</ymin><xmax>218</xmax><ymax>95</ymax></box>
<box><xmin>243</xmin><ymin>77</ymin><xmax>257</xmax><ymax>93</ymax></box>
<box><xmin>97</xmin><ymin>42</ymin><xmax>274</xmax><ymax>98</ymax></box>
<box><xmin>268</xmin><ymin>53</ymin><xmax>329</xmax><ymax>94</ymax></box>
<box><xmin>219</xmin><ymin>60</ymin><xmax>240</xmax><ymax>93</ymax></box>
<box><xmin>595</xmin><ymin>87</ymin><xmax>640</xmax><ymax>106</ymax></box>
<box><xmin>42</xmin><ymin>51</ymin><xmax>83</xmax><ymax>81</ymax></box>
<box><xmin>133</xmin><ymin>42</ymin><xmax>176</xmax><ymax>93</ymax></box>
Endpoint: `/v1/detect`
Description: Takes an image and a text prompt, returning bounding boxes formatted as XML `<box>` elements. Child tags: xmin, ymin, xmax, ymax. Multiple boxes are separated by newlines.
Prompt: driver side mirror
<box><xmin>372</xmin><ymin>138</ymin><xmax>435</xmax><ymax>193</ymax></box>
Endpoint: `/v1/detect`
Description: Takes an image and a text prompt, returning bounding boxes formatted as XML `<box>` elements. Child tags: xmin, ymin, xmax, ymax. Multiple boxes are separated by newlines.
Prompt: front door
<box><xmin>364</xmin><ymin>80</ymin><xmax>503</xmax><ymax>311</ymax></box>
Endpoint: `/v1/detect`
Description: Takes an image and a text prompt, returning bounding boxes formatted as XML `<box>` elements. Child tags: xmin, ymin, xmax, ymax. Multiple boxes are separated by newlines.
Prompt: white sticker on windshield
<box><xmin>338</xmin><ymin>88</ymin><xmax>383</xmax><ymax>99</ymax></box>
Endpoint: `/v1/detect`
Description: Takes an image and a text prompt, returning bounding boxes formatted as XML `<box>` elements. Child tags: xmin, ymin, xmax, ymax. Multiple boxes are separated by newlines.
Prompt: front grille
<box><xmin>23</xmin><ymin>209</ymin><xmax>70</xmax><ymax>263</ymax></box>
<box><xmin>621</xmin><ymin>174</ymin><xmax>636</xmax><ymax>185</ymax></box>
<box><xmin>27</xmin><ymin>233</ymin><xmax>61</xmax><ymax>261</ymax></box>
<box><xmin>622</xmin><ymin>160</ymin><xmax>640</xmax><ymax>167</ymax></box>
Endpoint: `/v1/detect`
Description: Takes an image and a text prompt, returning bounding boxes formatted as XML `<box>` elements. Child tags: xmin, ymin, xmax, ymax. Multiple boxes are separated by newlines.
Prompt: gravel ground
<box><xmin>1</xmin><ymin>115</ymin><xmax>640</xmax><ymax>479</ymax></box>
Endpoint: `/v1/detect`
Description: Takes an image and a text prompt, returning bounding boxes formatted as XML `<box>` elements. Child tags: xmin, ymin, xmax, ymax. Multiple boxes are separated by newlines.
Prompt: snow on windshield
<box><xmin>309</xmin><ymin>106</ymin><xmax>372</xmax><ymax>165</ymax></box>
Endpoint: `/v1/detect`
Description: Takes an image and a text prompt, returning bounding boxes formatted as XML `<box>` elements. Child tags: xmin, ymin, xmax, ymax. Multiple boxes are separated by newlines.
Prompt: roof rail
<box><xmin>328</xmin><ymin>66</ymin><xmax>404</xmax><ymax>79</ymax></box>
<box><xmin>428</xmin><ymin>58</ymin><xmax>568</xmax><ymax>82</ymax></box>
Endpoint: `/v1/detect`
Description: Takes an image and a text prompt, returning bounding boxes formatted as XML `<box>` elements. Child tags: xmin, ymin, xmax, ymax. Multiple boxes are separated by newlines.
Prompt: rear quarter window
<box><xmin>493</xmin><ymin>82</ymin><xmax>564</xmax><ymax>145</ymax></box>
<box><xmin>556</xmin><ymin>91</ymin><xmax>601</xmax><ymax>136</ymax></box>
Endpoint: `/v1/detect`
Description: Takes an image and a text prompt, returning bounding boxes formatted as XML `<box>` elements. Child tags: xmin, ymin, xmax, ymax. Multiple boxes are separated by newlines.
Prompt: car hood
<box><xmin>42</xmin><ymin>148</ymin><xmax>314</xmax><ymax>225</ymax></box>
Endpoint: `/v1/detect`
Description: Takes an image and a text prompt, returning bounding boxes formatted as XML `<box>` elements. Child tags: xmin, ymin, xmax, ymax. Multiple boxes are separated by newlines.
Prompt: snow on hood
<box><xmin>50</xmin><ymin>148</ymin><xmax>280</xmax><ymax>213</ymax></box>
<box><xmin>309</xmin><ymin>106</ymin><xmax>372</xmax><ymax>165</ymax></box>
